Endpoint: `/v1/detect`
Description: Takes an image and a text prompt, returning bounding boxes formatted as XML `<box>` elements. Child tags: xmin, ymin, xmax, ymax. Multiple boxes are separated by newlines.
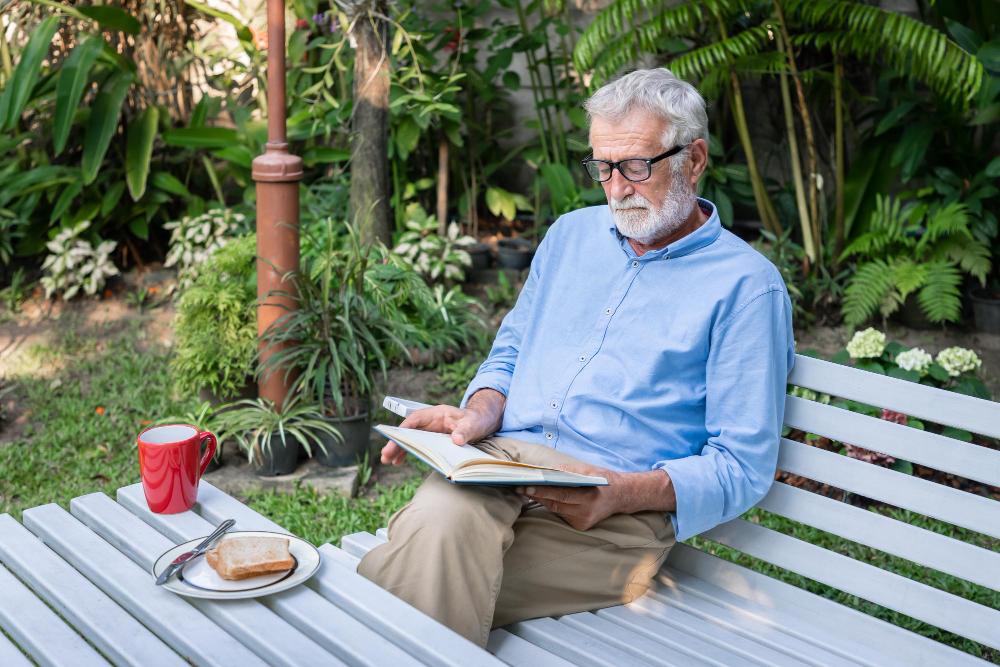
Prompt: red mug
<box><xmin>137</xmin><ymin>424</ymin><xmax>217</xmax><ymax>514</ymax></box>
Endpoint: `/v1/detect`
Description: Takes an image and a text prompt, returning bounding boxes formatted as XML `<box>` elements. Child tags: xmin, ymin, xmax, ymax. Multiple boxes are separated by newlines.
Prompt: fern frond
<box><xmin>920</xmin><ymin>201</ymin><xmax>971</xmax><ymax>245</ymax></box>
<box><xmin>842</xmin><ymin>259</ymin><xmax>893</xmax><ymax>326</ymax></box>
<box><xmin>784</xmin><ymin>0</ymin><xmax>983</xmax><ymax>107</ymax></box>
<box><xmin>917</xmin><ymin>261</ymin><xmax>962</xmax><ymax>323</ymax></box>
<box><xmin>936</xmin><ymin>236</ymin><xmax>992</xmax><ymax>285</ymax></box>
<box><xmin>840</xmin><ymin>194</ymin><xmax>907</xmax><ymax>260</ymax></box>
<box><xmin>890</xmin><ymin>257</ymin><xmax>928</xmax><ymax>300</ymax></box>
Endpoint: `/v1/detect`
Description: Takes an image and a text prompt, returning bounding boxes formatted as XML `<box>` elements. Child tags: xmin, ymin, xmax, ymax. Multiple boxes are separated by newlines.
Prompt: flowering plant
<box><xmin>40</xmin><ymin>221</ymin><xmax>119</xmax><ymax>300</ymax></box>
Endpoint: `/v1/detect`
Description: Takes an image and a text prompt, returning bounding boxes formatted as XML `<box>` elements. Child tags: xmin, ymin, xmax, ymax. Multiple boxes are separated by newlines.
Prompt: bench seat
<box><xmin>343</xmin><ymin>354</ymin><xmax>1000</xmax><ymax>666</ymax></box>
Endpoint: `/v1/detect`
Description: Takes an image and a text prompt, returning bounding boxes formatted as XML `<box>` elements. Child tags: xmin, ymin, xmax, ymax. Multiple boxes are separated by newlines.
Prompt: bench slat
<box><xmin>702</xmin><ymin>519</ymin><xmax>1000</xmax><ymax>650</ymax></box>
<box><xmin>0</xmin><ymin>562</ymin><xmax>109</xmax><ymax>667</ymax></box>
<box><xmin>189</xmin><ymin>482</ymin><xmax>502</xmax><ymax>667</ymax></box>
<box><xmin>506</xmin><ymin>617</ymin><xmax>650</xmax><ymax>666</ymax></box>
<box><xmin>0</xmin><ymin>629</ymin><xmax>32</xmax><ymax>667</ymax></box>
<box><xmin>0</xmin><ymin>514</ymin><xmax>186</xmax><ymax>666</ymax></box>
<box><xmin>341</xmin><ymin>530</ymin><xmax>385</xmax><ymax>558</ymax></box>
<box><xmin>559</xmin><ymin>612</ymin><xmax>714</xmax><ymax>667</ymax></box>
<box><xmin>778</xmin><ymin>438</ymin><xmax>1000</xmax><ymax>539</ymax></box>
<box><xmin>115</xmin><ymin>484</ymin><xmax>421</xmax><ymax>667</ymax></box>
<box><xmin>70</xmin><ymin>493</ymin><xmax>343</xmax><ymax>667</ymax></box>
<box><xmin>757</xmin><ymin>482</ymin><xmax>1000</xmax><ymax>590</ymax></box>
<box><xmin>661</xmin><ymin>545</ymin><xmax>990</xmax><ymax>666</ymax></box>
<box><xmin>594</xmin><ymin>605</ymin><xmax>760</xmax><ymax>666</ymax></box>
<box><xmin>486</xmin><ymin>628</ymin><xmax>577</xmax><ymax>667</ymax></box>
<box><xmin>639</xmin><ymin>587</ymin><xmax>860</xmax><ymax>667</ymax></box>
<box><xmin>788</xmin><ymin>355</ymin><xmax>1000</xmax><ymax>438</ymax></box>
<box><xmin>784</xmin><ymin>395</ymin><xmax>1000</xmax><ymax>487</ymax></box>
<box><xmin>22</xmin><ymin>503</ymin><xmax>269</xmax><ymax>667</ymax></box>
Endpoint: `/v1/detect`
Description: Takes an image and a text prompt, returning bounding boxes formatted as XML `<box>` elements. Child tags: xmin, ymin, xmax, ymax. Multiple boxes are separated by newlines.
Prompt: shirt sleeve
<box><xmin>460</xmin><ymin>227</ymin><xmax>553</xmax><ymax>408</ymax></box>
<box><xmin>654</xmin><ymin>287</ymin><xmax>794</xmax><ymax>542</ymax></box>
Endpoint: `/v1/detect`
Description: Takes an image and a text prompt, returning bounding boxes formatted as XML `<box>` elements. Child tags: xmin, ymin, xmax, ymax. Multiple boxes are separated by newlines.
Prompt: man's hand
<box><xmin>380</xmin><ymin>389</ymin><xmax>506</xmax><ymax>465</ymax></box>
<box><xmin>519</xmin><ymin>465</ymin><xmax>676</xmax><ymax>531</ymax></box>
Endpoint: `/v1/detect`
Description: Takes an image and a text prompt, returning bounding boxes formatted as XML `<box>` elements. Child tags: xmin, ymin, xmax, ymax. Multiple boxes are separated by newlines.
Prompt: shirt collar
<box><xmin>607</xmin><ymin>197</ymin><xmax>722</xmax><ymax>260</ymax></box>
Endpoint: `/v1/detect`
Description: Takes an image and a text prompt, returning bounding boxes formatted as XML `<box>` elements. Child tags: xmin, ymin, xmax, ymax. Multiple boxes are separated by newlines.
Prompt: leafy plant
<box><xmin>840</xmin><ymin>194</ymin><xmax>991</xmax><ymax>325</ymax></box>
<box><xmin>39</xmin><ymin>220</ymin><xmax>119</xmax><ymax>300</ymax></box>
<box><xmin>260</xmin><ymin>221</ymin><xmax>415</xmax><ymax>418</ymax></box>
<box><xmin>0</xmin><ymin>268</ymin><xmax>32</xmax><ymax>313</ymax></box>
<box><xmin>392</xmin><ymin>203</ymin><xmax>476</xmax><ymax>282</ymax></box>
<box><xmin>164</xmin><ymin>208</ymin><xmax>249</xmax><ymax>289</ymax></box>
<box><xmin>214</xmin><ymin>395</ymin><xmax>342</xmax><ymax>464</ymax></box>
<box><xmin>485</xmin><ymin>271</ymin><xmax>518</xmax><ymax>311</ymax></box>
<box><xmin>171</xmin><ymin>234</ymin><xmax>257</xmax><ymax>399</ymax></box>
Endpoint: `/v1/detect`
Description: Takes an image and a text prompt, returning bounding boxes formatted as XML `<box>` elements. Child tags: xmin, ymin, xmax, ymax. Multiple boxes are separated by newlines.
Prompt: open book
<box><xmin>374</xmin><ymin>425</ymin><xmax>608</xmax><ymax>487</ymax></box>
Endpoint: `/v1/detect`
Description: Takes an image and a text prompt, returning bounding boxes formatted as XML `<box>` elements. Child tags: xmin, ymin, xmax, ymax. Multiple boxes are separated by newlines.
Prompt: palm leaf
<box><xmin>785</xmin><ymin>0</ymin><xmax>983</xmax><ymax>107</ymax></box>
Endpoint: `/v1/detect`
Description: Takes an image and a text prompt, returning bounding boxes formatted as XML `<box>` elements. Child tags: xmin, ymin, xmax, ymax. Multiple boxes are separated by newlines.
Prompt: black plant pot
<box><xmin>896</xmin><ymin>292</ymin><xmax>936</xmax><ymax>330</ymax></box>
<box><xmin>970</xmin><ymin>288</ymin><xmax>1000</xmax><ymax>334</ymax></box>
<box><xmin>497</xmin><ymin>238</ymin><xmax>534</xmax><ymax>270</ymax></box>
<box><xmin>198</xmin><ymin>377</ymin><xmax>257</xmax><ymax>407</ymax></box>
<box><xmin>315</xmin><ymin>411</ymin><xmax>372</xmax><ymax>467</ymax></box>
<box><xmin>254</xmin><ymin>436</ymin><xmax>300</xmax><ymax>476</ymax></box>
<box><xmin>466</xmin><ymin>242</ymin><xmax>492</xmax><ymax>271</ymax></box>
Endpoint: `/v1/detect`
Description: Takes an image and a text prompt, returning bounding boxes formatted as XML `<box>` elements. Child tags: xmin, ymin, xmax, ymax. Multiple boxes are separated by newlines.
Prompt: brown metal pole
<box><xmin>253</xmin><ymin>0</ymin><xmax>303</xmax><ymax>409</ymax></box>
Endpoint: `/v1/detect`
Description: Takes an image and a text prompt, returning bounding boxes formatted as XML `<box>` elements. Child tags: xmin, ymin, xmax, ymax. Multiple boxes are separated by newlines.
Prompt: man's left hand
<box><xmin>516</xmin><ymin>462</ymin><xmax>626</xmax><ymax>531</ymax></box>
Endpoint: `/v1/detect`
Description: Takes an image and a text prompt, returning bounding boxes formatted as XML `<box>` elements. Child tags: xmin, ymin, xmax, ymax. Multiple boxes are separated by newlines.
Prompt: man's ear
<box><xmin>688</xmin><ymin>138</ymin><xmax>709</xmax><ymax>186</ymax></box>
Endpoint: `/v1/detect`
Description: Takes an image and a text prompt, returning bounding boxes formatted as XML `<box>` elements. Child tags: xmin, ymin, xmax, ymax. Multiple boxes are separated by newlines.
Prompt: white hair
<box><xmin>584</xmin><ymin>68</ymin><xmax>708</xmax><ymax>171</ymax></box>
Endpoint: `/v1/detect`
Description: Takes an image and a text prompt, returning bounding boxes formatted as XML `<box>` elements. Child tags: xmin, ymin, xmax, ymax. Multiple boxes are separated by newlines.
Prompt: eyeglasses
<box><xmin>581</xmin><ymin>144</ymin><xmax>689</xmax><ymax>183</ymax></box>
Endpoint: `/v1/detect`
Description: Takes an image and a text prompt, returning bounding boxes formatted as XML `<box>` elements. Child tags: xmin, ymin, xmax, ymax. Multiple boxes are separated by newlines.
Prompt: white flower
<box><xmin>846</xmin><ymin>328</ymin><xmax>886</xmax><ymax>359</ymax></box>
<box><xmin>895</xmin><ymin>348</ymin><xmax>932</xmax><ymax>376</ymax></box>
<box><xmin>936</xmin><ymin>347</ymin><xmax>982</xmax><ymax>377</ymax></box>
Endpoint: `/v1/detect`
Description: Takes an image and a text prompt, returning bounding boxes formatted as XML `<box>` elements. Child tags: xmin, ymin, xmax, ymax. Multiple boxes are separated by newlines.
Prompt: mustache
<box><xmin>609</xmin><ymin>195</ymin><xmax>652</xmax><ymax>210</ymax></box>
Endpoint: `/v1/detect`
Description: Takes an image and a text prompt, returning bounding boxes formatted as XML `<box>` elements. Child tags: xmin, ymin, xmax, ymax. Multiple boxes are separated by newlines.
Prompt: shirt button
<box><xmin>605</xmin><ymin>308</ymin><xmax>612</xmax><ymax>315</ymax></box>
<box><xmin>631</xmin><ymin>260</ymin><xmax>639</xmax><ymax>268</ymax></box>
<box><xmin>578</xmin><ymin>355</ymin><xmax>586</xmax><ymax>362</ymax></box>
<box><xmin>545</xmin><ymin>432</ymin><xmax>554</xmax><ymax>440</ymax></box>
<box><xmin>550</xmin><ymin>401</ymin><xmax>558</xmax><ymax>409</ymax></box>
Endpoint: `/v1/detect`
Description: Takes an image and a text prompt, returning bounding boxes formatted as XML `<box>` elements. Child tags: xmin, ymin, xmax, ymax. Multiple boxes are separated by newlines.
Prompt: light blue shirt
<box><xmin>461</xmin><ymin>198</ymin><xmax>795</xmax><ymax>541</ymax></box>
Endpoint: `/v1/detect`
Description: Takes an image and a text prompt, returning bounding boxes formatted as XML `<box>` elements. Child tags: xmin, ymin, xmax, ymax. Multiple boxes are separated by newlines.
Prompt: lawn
<box><xmin>0</xmin><ymin>306</ymin><xmax>996</xmax><ymax>662</ymax></box>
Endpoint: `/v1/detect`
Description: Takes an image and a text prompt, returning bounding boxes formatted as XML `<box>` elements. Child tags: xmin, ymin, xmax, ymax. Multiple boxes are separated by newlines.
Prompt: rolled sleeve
<box><xmin>655</xmin><ymin>287</ymin><xmax>794</xmax><ymax>541</ymax></box>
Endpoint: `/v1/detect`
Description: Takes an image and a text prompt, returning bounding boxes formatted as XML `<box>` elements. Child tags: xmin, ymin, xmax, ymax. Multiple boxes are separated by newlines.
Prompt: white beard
<box><xmin>609</xmin><ymin>175</ymin><xmax>696</xmax><ymax>244</ymax></box>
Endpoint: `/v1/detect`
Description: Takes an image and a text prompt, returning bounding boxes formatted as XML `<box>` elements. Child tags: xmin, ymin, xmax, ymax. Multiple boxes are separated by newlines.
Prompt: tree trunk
<box><xmin>349</xmin><ymin>3</ymin><xmax>392</xmax><ymax>245</ymax></box>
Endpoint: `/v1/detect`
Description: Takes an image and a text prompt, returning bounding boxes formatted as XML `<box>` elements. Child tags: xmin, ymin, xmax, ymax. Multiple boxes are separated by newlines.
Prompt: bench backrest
<box><xmin>699</xmin><ymin>354</ymin><xmax>1000</xmax><ymax>653</ymax></box>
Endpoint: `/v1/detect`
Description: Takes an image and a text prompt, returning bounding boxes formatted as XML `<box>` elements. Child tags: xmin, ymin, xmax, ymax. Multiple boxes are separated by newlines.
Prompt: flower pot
<box><xmin>466</xmin><ymin>242</ymin><xmax>492</xmax><ymax>271</ymax></box>
<box><xmin>497</xmin><ymin>238</ymin><xmax>534</xmax><ymax>270</ymax></box>
<box><xmin>895</xmin><ymin>292</ymin><xmax>936</xmax><ymax>330</ymax></box>
<box><xmin>315</xmin><ymin>411</ymin><xmax>372</xmax><ymax>467</ymax></box>
<box><xmin>253</xmin><ymin>436</ymin><xmax>300</xmax><ymax>476</ymax></box>
<box><xmin>970</xmin><ymin>288</ymin><xmax>1000</xmax><ymax>334</ymax></box>
<box><xmin>198</xmin><ymin>377</ymin><xmax>257</xmax><ymax>407</ymax></box>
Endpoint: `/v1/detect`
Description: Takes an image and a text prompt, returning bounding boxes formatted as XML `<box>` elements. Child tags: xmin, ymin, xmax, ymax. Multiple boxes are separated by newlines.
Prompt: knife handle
<box><xmin>195</xmin><ymin>519</ymin><xmax>236</xmax><ymax>555</ymax></box>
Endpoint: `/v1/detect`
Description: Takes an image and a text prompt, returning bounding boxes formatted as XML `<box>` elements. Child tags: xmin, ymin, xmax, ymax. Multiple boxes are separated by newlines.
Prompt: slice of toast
<box><xmin>205</xmin><ymin>535</ymin><xmax>295</xmax><ymax>580</ymax></box>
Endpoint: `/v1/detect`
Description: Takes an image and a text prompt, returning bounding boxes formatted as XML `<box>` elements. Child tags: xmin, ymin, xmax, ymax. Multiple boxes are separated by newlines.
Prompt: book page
<box><xmin>375</xmin><ymin>426</ymin><xmax>499</xmax><ymax>474</ymax></box>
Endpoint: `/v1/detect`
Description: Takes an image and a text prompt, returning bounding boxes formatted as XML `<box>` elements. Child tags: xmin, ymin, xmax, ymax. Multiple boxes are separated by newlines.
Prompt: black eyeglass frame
<box><xmin>581</xmin><ymin>144</ymin><xmax>690</xmax><ymax>183</ymax></box>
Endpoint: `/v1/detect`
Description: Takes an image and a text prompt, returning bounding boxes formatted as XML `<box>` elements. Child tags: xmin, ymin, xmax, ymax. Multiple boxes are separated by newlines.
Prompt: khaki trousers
<box><xmin>357</xmin><ymin>436</ymin><xmax>676</xmax><ymax>647</ymax></box>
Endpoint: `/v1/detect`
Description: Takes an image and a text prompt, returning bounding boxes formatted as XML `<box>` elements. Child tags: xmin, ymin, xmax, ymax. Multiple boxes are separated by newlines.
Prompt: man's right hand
<box><xmin>380</xmin><ymin>390</ymin><xmax>506</xmax><ymax>465</ymax></box>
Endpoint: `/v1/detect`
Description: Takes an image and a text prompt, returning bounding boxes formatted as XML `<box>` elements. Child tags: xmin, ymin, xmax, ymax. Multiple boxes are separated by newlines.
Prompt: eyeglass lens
<box><xmin>585</xmin><ymin>159</ymin><xmax>651</xmax><ymax>182</ymax></box>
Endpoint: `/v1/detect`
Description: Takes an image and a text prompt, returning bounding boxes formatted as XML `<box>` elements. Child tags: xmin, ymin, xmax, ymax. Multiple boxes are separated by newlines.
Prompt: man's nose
<box><xmin>606</xmin><ymin>168</ymin><xmax>635</xmax><ymax>200</ymax></box>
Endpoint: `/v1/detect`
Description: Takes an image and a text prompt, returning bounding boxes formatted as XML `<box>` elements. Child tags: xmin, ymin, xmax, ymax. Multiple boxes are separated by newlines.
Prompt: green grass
<box><xmin>0</xmin><ymin>315</ymin><xmax>197</xmax><ymax>517</ymax></box>
<box><xmin>245</xmin><ymin>476</ymin><xmax>423</xmax><ymax>547</ymax></box>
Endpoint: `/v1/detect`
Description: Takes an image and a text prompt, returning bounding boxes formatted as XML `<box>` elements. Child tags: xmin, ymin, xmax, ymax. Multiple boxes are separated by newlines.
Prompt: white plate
<box><xmin>151</xmin><ymin>530</ymin><xmax>321</xmax><ymax>600</ymax></box>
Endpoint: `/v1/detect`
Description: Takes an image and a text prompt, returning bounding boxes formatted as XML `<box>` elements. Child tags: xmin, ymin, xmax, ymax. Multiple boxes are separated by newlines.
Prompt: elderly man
<box><xmin>358</xmin><ymin>68</ymin><xmax>795</xmax><ymax>647</ymax></box>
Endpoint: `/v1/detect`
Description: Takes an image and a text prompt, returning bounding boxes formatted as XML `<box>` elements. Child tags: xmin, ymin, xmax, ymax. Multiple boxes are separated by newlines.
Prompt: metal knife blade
<box><xmin>155</xmin><ymin>519</ymin><xmax>235</xmax><ymax>586</ymax></box>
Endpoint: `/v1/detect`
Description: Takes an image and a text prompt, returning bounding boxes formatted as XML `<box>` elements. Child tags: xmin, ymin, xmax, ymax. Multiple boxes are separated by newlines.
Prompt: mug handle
<box><xmin>197</xmin><ymin>432</ymin><xmax>218</xmax><ymax>477</ymax></box>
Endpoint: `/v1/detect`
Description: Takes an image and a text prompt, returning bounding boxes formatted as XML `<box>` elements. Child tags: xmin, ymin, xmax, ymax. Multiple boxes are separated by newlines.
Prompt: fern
<box><xmin>842</xmin><ymin>259</ymin><xmax>893</xmax><ymax>326</ymax></box>
<box><xmin>917</xmin><ymin>261</ymin><xmax>963</xmax><ymax>323</ymax></box>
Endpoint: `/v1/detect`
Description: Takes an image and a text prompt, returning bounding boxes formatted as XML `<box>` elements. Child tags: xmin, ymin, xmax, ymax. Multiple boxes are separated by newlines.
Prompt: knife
<box><xmin>155</xmin><ymin>519</ymin><xmax>236</xmax><ymax>586</ymax></box>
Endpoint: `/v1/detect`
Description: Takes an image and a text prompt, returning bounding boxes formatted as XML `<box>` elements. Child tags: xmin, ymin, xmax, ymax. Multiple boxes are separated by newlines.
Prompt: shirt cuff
<box><xmin>654</xmin><ymin>455</ymin><xmax>724</xmax><ymax>542</ymax></box>
<box><xmin>460</xmin><ymin>371</ymin><xmax>511</xmax><ymax>408</ymax></box>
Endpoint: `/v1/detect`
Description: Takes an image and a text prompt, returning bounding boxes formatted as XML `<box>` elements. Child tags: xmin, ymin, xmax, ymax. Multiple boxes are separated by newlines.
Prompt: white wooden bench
<box><xmin>343</xmin><ymin>354</ymin><xmax>1000</xmax><ymax>666</ymax></box>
